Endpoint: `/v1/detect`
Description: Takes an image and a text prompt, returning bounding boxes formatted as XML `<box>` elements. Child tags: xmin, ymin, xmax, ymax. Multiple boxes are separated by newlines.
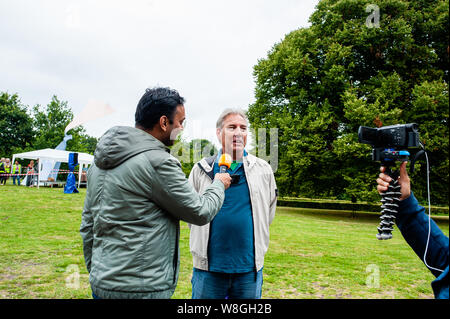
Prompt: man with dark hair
<box><xmin>80</xmin><ymin>87</ymin><xmax>231</xmax><ymax>299</ymax></box>
<box><xmin>135</xmin><ymin>87</ymin><xmax>185</xmax><ymax>145</ymax></box>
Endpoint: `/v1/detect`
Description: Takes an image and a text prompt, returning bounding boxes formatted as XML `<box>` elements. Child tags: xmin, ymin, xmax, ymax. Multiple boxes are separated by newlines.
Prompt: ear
<box><xmin>160</xmin><ymin>116</ymin><xmax>169</xmax><ymax>132</ymax></box>
<box><xmin>216</xmin><ymin>127</ymin><xmax>222</xmax><ymax>141</ymax></box>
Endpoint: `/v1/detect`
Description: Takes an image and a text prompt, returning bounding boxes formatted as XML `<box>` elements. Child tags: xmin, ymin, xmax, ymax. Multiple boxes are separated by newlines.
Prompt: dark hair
<box><xmin>135</xmin><ymin>87</ymin><xmax>185</xmax><ymax>129</ymax></box>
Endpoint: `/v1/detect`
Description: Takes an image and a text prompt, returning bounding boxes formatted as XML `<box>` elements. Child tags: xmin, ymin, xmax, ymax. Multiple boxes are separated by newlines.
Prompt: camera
<box><xmin>358</xmin><ymin>123</ymin><xmax>423</xmax><ymax>240</ymax></box>
<box><xmin>358</xmin><ymin>123</ymin><xmax>420</xmax><ymax>149</ymax></box>
<box><xmin>358</xmin><ymin>123</ymin><xmax>420</xmax><ymax>162</ymax></box>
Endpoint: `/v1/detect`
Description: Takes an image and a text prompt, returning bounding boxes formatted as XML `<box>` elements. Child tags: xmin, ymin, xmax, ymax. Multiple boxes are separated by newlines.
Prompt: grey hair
<box><xmin>216</xmin><ymin>108</ymin><xmax>248</xmax><ymax>129</ymax></box>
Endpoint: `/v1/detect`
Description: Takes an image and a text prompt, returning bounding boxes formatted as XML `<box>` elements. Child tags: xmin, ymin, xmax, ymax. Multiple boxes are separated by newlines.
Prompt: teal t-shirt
<box><xmin>208</xmin><ymin>152</ymin><xmax>255</xmax><ymax>273</ymax></box>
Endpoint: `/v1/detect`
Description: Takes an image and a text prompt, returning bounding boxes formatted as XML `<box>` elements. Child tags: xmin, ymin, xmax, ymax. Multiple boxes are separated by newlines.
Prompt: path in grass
<box><xmin>0</xmin><ymin>185</ymin><xmax>447</xmax><ymax>298</ymax></box>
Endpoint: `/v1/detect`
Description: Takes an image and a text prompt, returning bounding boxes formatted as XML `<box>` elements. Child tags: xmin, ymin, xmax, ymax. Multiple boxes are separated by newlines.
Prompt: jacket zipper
<box><xmin>173</xmin><ymin>222</ymin><xmax>179</xmax><ymax>284</ymax></box>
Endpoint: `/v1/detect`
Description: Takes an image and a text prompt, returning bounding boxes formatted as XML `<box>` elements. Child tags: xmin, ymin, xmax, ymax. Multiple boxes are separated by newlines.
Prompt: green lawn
<box><xmin>0</xmin><ymin>184</ymin><xmax>447</xmax><ymax>299</ymax></box>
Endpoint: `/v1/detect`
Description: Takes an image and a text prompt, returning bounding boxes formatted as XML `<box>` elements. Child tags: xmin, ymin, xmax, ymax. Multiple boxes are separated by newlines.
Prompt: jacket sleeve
<box><xmin>79</xmin><ymin>170</ymin><xmax>94</xmax><ymax>273</ymax></box>
<box><xmin>151</xmin><ymin>156</ymin><xmax>225</xmax><ymax>226</ymax></box>
<box><xmin>397</xmin><ymin>192</ymin><xmax>449</xmax><ymax>278</ymax></box>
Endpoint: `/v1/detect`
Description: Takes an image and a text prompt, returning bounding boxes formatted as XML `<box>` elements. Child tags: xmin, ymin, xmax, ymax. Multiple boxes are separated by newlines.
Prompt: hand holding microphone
<box><xmin>215</xmin><ymin>153</ymin><xmax>232</xmax><ymax>189</ymax></box>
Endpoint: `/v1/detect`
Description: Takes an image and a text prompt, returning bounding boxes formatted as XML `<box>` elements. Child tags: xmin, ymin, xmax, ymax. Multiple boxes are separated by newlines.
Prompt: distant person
<box><xmin>26</xmin><ymin>160</ymin><xmax>35</xmax><ymax>187</ymax></box>
<box><xmin>80</xmin><ymin>87</ymin><xmax>231</xmax><ymax>299</ymax></box>
<box><xmin>80</xmin><ymin>167</ymin><xmax>88</xmax><ymax>187</ymax></box>
<box><xmin>377</xmin><ymin>162</ymin><xmax>448</xmax><ymax>299</ymax></box>
<box><xmin>1</xmin><ymin>158</ymin><xmax>11</xmax><ymax>185</ymax></box>
<box><xmin>11</xmin><ymin>160</ymin><xmax>22</xmax><ymax>185</ymax></box>
<box><xmin>0</xmin><ymin>158</ymin><xmax>5</xmax><ymax>186</ymax></box>
<box><xmin>33</xmin><ymin>159</ymin><xmax>39</xmax><ymax>185</ymax></box>
<box><xmin>188</xmin><ymin>108</ymin><xmax>278</xmax><ymax>299</ymax></box>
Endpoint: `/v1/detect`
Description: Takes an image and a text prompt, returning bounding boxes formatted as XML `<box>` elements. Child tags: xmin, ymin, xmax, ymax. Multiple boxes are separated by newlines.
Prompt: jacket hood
<box><xmin>94</xmin><ymin>126</ymin><xmax>168</xmax><ymax>169</ymax></box>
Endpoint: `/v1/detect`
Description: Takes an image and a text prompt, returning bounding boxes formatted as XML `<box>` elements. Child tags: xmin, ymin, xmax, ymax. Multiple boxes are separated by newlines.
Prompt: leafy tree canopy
<box><xmin>0</xmin><ymin>92</ymin><xmax>34</xmax><ymax>158</ymax></box>
<box><xmin>248</xmin><ymin>0</ymin><xmax>449</xmax><ymax>204</ymax></box>
<box><xmin>1</xmin><ymin>92</ymin><xmax>98</xmax><ymax>159</ymax></box>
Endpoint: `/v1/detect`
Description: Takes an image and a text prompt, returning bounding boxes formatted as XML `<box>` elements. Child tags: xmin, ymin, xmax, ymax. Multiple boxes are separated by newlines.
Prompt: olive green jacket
<box><xmin>80</xmin><ymin>126</ymin><xmax>225</xmax><ymax>299</ymax></box>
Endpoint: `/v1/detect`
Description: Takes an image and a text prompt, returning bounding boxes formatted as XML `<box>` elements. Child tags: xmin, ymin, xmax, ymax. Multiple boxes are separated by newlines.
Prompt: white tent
<box><xmin>12</xmin><ymin>148</ymin><xmax>94</xmax><ymax>189</ymax></box>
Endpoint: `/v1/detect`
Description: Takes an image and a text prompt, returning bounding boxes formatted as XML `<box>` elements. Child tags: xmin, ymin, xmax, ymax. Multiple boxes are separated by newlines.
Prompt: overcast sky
<box><xmin>0</xmin><ymin>0</ymin><xmax>319</xmax><ymax>147</ymax></box>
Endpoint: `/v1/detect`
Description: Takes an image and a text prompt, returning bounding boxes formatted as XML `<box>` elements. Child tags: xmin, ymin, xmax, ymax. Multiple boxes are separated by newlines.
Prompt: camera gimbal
<box><xmin>358</xmin><ymin>124</ymin><xmax>423</xmax><ymax>240</ymax></box>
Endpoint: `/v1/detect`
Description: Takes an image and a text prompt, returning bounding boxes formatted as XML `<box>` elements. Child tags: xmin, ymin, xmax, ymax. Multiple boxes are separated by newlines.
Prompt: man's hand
<box><xmin>376</xmin><ymin>161</ymin><xmax>411</xmax><ymax>201</ymax></box>
<box><xmin>215</xmin><ymin>173</ymin><xmax>232</xmax><ymax>190</ymax></box>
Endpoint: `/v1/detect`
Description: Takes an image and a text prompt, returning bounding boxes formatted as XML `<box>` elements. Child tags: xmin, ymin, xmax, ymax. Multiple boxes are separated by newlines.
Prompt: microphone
<box><xmin>218</xmin><ymin>153</ymin><xmax>232</xmax><ymax>173</ymax></box>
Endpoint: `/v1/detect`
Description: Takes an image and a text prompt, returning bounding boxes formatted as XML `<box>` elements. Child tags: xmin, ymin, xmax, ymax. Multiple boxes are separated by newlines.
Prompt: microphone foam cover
<box><xmin>218</xmin><ymin>153</ymin><xmax>232</xmax><ymax>169</ymax></box>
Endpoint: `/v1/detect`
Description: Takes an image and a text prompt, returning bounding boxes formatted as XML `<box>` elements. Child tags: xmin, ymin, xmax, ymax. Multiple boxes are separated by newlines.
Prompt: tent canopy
<box><xmin>12</xmin><ymin>148</ymin><xmax>94</xmax><ymax>165</ymax></box>
<box><xmin>12</xmin><ymin>148</ymin><xmax>94</xmax><ymax>189</ymax></box>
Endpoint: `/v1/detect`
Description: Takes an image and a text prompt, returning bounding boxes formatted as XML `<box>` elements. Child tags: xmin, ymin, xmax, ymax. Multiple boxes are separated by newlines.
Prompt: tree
<box><xmin>0</xmin><ymin>92</ymin><xmax>34</xmax><ymax>158</ymax></box>
<box><xmin>5</xmin><ymin>94</ymin><xmax>98</xmax><ymax>159</ymax></box>
<box><xmin>30</xmin><ymin>95</ymin><xmax>98</xmax><ymax>154</ymax></box>
<box><xmin>31</xmin><ymin>95</ymin><xmax>75</xmax><ymax>150</ymax></box>
<box><xmin>248</xmin><ymin>0</ymin><xmax>449</xmax><ymax>204</ymax></box>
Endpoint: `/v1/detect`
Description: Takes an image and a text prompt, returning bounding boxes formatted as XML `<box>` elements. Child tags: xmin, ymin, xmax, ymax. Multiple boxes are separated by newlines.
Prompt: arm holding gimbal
<box><xmin>358</xmin><ymin>123</ymin><xmax>422</xmax><ymax>240</ymax></box>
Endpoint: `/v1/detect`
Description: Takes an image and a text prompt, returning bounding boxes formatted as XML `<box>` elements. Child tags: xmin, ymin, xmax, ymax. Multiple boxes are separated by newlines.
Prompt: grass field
<box><xmin>0</xmin><ymin>184</ymin><xmax>448</xmax><ymax>299</ymax></box>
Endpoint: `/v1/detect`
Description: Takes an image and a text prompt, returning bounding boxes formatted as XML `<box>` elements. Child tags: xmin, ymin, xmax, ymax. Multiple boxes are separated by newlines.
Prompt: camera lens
<box><xmin>358</xmin><ymin>126</ymin><xmax>378</xmax><ymax>145</ymax></box>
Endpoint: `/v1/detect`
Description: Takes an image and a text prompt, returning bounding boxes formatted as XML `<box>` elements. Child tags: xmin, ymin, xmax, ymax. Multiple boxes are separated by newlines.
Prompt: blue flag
<box><xmin>64</xmin><ymin>152</ymin><xmax>79</xmax><ymax>194</ymax></box>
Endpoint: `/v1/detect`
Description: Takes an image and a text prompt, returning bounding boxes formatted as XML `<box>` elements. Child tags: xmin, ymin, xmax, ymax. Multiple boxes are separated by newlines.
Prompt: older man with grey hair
<box><xmin>188</xmin><ymin>108</ymin><xmax>278</xmax><ymax>299</ymax></box>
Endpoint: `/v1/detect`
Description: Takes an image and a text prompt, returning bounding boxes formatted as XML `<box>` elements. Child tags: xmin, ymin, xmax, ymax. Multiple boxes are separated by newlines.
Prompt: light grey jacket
<box><xmin>188</xmin><ymin>153</ymin><xmax>277</xmax><ymax>272</ymax></box>
<box><xmin>80</xmin><ymin>126</ymin><xmax>225</xmax><ymax>299</ymax></box>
